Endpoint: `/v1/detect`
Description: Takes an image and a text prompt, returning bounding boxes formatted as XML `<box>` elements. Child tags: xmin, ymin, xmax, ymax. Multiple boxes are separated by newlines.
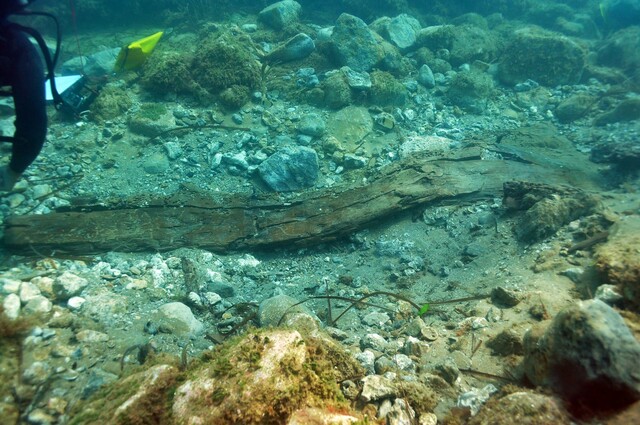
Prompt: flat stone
<box><xmin>53</xmin><ymin>271</ymin><xmax>89</xmax><ymax>301</ymax></box>
<box><xmin>154</xmin><ymin>302</ymin><xmax>203</xmax><ymax>337</ymax></box>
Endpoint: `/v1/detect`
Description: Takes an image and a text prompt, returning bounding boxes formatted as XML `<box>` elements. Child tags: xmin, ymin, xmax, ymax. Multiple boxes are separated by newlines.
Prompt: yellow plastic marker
<box><xmin>114</xmin><ymin>31</ymin><xmax>163</xmax><ymax>72</ymax></box>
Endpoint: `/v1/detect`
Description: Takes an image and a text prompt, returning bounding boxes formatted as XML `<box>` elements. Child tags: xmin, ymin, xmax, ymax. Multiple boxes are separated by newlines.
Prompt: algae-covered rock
<box><xmin>593</xmin><ymin>97</ymin><xmax>640</xmax><ymax>126</ymax></box>
<box><xmin>554</xmin><ymin>94</ymin><xmax>595</xmax><ymax>123</ymax></box>
<box><xmin>141</xmin><ymin>51</ymin><xmax>204</xmax><ymax>98</ymax></box>
<box><xmin>416</xmin><ymin>24</ymin><xmax>499</xmax><ymax>67</ymax></box>
<box><xmin>69</xmin><ymin>329</ymin><xmax>363</xmax><ymax>424</ymax></box>
<box><xmin>90</xmin><ymin>84</ymin><xmax>133</xmax><ymax>123</ymax></box>
<box><xmin>219</xmin><ymin>84</ymin><xmax>251</xmax><ymax>110</ymax></box>
<box><xmin>369</xmin><ymin>70</ymin><xmax>407</xmax><ymax>107</ymax></box>
<box><xmin>595</xmin><ymin>216</ymin><xmax>640</xmax><ymax>310</ymax></box>
<box><xmin>172</xmin><ymin>329</ymin><xmax>362</xmax><ymax>424</ymax></box>
<box><xmin>447</xmin><ymin>70</ymin><xmax>495</xmax><ymax>113</ymax></box>
<box><xmin>498</xmin><ymin>27</ymin><xmax>586</xmax><ymax>87</ymax></box>
<box><xmin>127</xmin><ymin>103</ymin><xmax>174</xmax><ymax>137</ymax></box>
<box><xmin>469</xmin><ymin>391</ymin><xmax>571</xmax><ymax>425</ymax></box>
<box><xmin>320</xmin><ymin>70</ymin><xmax>352</xmax><ymax>109</ymax></box>
<box><xmin>190</xmin><ymin>32</ymin><xmax>261</xmax><ymax>95</ymax></box>
<box><xmin>330</xmin><ymin>13</ymin><xmax>386</xmax><ymax>72</ymax></box>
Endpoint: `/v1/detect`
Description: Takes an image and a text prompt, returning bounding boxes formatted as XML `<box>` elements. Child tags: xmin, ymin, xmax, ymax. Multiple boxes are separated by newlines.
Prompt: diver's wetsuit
<box><xmin>0</xmin><ymin>20</ymin><xmax>47</xmax><ymax>174</ymax></box>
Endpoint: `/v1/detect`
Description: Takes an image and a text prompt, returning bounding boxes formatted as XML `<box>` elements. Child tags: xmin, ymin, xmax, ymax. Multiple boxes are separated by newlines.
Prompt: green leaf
<box><xmin>418</xmin><ymin>303</ymin><xmax>430</xmax><ymax>315</ymax></box>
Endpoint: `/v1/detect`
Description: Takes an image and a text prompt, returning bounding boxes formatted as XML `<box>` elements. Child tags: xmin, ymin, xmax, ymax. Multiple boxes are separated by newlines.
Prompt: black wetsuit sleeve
<box><xmin>2</xmin><ymin>25</ymin><xmax>47</xmax><ymax>174</ymax></box>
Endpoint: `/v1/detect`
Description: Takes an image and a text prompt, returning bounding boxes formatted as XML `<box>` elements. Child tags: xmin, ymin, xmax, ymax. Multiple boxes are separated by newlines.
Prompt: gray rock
<box><xmin>343</xmin><ymin>154</ymin><xmax>368</xmax><ymax>169</ymax></box>
<box><xmin>524</xmin><ymin>299</ymin><xmax>640</xmax><ymax>408</ymax></box>
<box><xmin>417</xmin><ymin>64</ymin><xmax>435</xmax><ymax>88</ymax></box>
<box><xmin>258</xmin><ymin>294</ymin><xmax>312</xmax><ymax>327</ymax></box>
<box><xmin>355</xmin><ymin>350</ymin><xmax>376</xmax><ymax>374</ymax></box>
<box><xmin>297</xmin><ymin>113</ymin><xmax>325</xmax><ymax>137</ymax></box>
<box><xmin>258</xmin><ymin>0</ymin><xmax>301</xmax><ymax>30</ymax></box>
<box><xmin>62</xmin><ymin>47</ymin><xmax>120</xmax><ymax>76</ymax></box>
<box><xmin>360</xmin><ymin>375</ymin><xmax>396</xmax><ymax>402</ymax></box>
<box><xmin>594</xmin><ymin>284</ymin><xmax>624</xmax><ymax>306</ymax></box>
<box><xmin>326</xmin><ymin>106</ymin><xmax>373</xmax><ymax>151</ymax></box>
<box><xmin>153</xmin><ymin>302</ymin><xmax>203</xmax><ymax>337</ymax></box>
<box><xmin>384</xmin><ymin>14</ymin><xmax>421</xmax><ymax>50</ymax></box>
<box><xmin>457</xmin><ymin>384</ymin><xmax>498</xmax><ymax>415</ymax></box>
<box><xmin>360</xmin><ymin>333</ymin><xmax>388</xmax><ymax>352</ymax></box>
<box><xmin>258</xmin><ymin>146</ymin><xmax>318</xmax><ymax>192</ymax></box>
<box><xmin>53</xmin><ymin>271</ymin><xmax>89</xmax><ymax>300</ymax></box>
<box><xmin>342</xmin><ymin>67</ymin><xmax>371</xmax><ymax>90</ymax></box>
<box><xmin>263</xmin><ymin>33</ymin><xmax>315</xmax><ymax>64</ymax></box>
<box><xmin>164</xmin><ymin>141</ymin><xmax>182</xmax><ymax>160</ymax></box>
<box><xmin>330</xmin><ymin>13</ymin><xmax>386</xmax><ymax>72</ymax></box>
<box><xmin>142</xmin><ymin>152</ymin><xmax>170</xmax><ymax>174</ymax></box>
<box><xmin>554</xmin><ymin>94</ymin><xmax>594</xmax><ymax>123</ymax></box>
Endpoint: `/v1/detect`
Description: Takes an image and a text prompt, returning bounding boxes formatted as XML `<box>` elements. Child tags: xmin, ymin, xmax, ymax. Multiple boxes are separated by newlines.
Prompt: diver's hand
<box><xmin>0</xmin><ymin>165</ymin><xmax>21</xmax><ymax>192</ymax></box>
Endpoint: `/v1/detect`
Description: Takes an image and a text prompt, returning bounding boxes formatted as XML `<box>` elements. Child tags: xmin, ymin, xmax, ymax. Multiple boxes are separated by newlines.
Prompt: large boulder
<box><xmin>523</xmin><ymin>299</ymin><xmax>640</xmax><ymax>410</ymax></box>
<box><xmin>498</xmin><ymin>27</ymin><xmax>586</xmax><ymax>87</ymax></box>
<box><xmin>416</xmin><ymin>24</ymin><xmax>499</xmax><ymax>67</ymax></box>
<box><xmin>258</xmin><ymin>0</ymin><xmax>301</xmax><ymax>30</ymax></box>
<box><xmin>595</xmin><ymin>216</ymin><xmax>640</xmax><ymax>310</ymax></box>
<box><xmin>330</xmin><ymin>13</ymin><xmax>386</xmax><ymax>72</ymax></box>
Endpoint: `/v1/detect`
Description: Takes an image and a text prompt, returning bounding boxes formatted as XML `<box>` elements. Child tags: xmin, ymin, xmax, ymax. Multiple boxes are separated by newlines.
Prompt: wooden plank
<box><xmin>2</xmin><ymin>146</ymin><xmax>602</xmax><ymax>255</ymax></box>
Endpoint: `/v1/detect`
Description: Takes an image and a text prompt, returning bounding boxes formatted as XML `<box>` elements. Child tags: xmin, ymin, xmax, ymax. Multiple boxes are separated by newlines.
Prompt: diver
<box><xmin>0</xmin><ymin>0</ymin><xmax>47</xmax><ymax>191</ymax></box>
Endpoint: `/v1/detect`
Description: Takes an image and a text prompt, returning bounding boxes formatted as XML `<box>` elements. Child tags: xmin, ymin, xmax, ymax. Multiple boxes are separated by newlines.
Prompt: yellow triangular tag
<box><xmin>114</xmin><ymin>31</ymin><xmax>163</xmax><ymax>72</ymax></box>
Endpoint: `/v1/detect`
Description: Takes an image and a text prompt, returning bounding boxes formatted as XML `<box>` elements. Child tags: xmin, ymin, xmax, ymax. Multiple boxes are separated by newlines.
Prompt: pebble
<box><xmin>418</xmin><ymin>64</ymin><xmax>435</xmax><ymax>88</ymax></box>
<box><xmin>594</xmin><ymin>284</ymin><xmax>624</xmax><ymax>305</ymax></box>
<box><xmin>355</xmin><ymin>350</ymin><xmax>376</xmax><ymax>374</ymax></box>
<box><xmin>297</xmin><ymin>113</ymin><xmax>325</xmax><ymax>137</ymax></box>
<box><xmin>32</xmin><ymin>184</ymin><xmax>52</xmax><ymax>199</ymax></box>
<box><xmin>7</xmin><ymin>193</ymin><xmax>25</xmax><ymax>207</ymax></box>
<box><xmin>154</xmin><ymin>302</ymin><xmax>203</xmax><ymax>337</ymax></box>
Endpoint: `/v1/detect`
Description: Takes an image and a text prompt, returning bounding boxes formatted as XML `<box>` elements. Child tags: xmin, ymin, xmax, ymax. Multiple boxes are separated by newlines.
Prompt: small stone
<box><xmin>457</xmin><ymin>384</ymin><xmax>498</xmax><ymax>415</ymax></box>
<box><xmin>76</xmin><ymin>329</ymin><xmax>109</xmax><ymax>343</ymax></box>
<box><xmin>258</xmin><ymin>146</ymin><xmax>319</xmax><ymax>192</ymax></box>
<box><xmin>490</xmin><ymin>286</ymin><xmax>521</xmax><ymax>307</ymax></box>
<box><xmin>342</xmin><ymin>67</ymin><xmax>372</xmax><ymax>90</ymax></box>
<box><xmin>1</xmin><ymin>278</ymin><xmax>22</xmax><ymax>294</ymax></box>
<box><xmin>560</xmin><ymin>267</ymin><xmax>584</xmax><ymax>283</ymax></box>
<box><xmin>258</xmin><ymin>0</ymin><xmax>301</xmax><ymax>30</ymax></box>
<box><xmin>297</xmin><ymin>113</ymin><xmax>325</xmax><ymax>137</ymax></box>
<box><xmin>417</xmin><ymin>64</ymin><xmax>435</xmax><ymax>88</ymax></box>
<box><xmin>164</xmin><ymin>141</ymin><xmax>182</xmax><ymax>160</ymax></box>
<box><xmin>355</xmin><ymin>350</ymin><xmax>376</xmax><ymax>374</ymax></box>
<box><xmin>32</xmin><ymin>184</ymin><xmax>51</xmax><ymax>199</ymax></box>
<box><xmin>486</xmin><ymin>329</ymin><xmax>524</xmax><ymax>356</ymax></box>
<box><xmin>360</xmin><ymin>333</ymin><xmax>388</xmax><ymax>351</ymax></box>
<box><xmin>7</xmin><ymin>193</ymin><xmax>25</xmax><ymax>207</ymax></box>
<box><xmin>26</xmin><ymin>409</ymin><xmax>55</xmax><ymax>425</ymax></box>
<box><xmin>67</xmin><ymin>296</ymin><xmax>86</xmax><ymax>310</ymax></box>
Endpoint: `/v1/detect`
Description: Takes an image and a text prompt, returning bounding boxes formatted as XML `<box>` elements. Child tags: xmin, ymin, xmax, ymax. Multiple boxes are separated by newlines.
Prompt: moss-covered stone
<box><xmin>498</xmin><ymin>28</ymin><xmax>586</xmax><ymax>87</ymax></box>
<box><xmin>190</xmin><ymin>32</ymin><xmax>261</xmax><ymax>95</ymax></box>
<box><xmin>67</xmin><ymin>328</ymin><xmax>364</xmax><ymax>425</ymax></box>
<box><xmin>447</xmin><ymin>70</ymin><xmax>495</xmax><ymax>113</ymax></box>
<box><xmin>141</xmin><ymin>51</ymin><xmax>205</xmax><ymax>98</ymax></box>
<box><xmin>90</xmin><ymin>84</ymin><xmax>133</xmax><ymax>123</ymax></box>
<box><xmin>219</xmin><ymin>84</ymin><xmax>251</xmax><ymax>110</ymax></box>
<box><xmin>369</xmin><ymin>70</ymin><xmax>407</xmax><ymax>107</ymax></box>
<box><xmin>321</xmin><ymin>71</ymin><xmax>352</xmax><ymax>109</ymax></box>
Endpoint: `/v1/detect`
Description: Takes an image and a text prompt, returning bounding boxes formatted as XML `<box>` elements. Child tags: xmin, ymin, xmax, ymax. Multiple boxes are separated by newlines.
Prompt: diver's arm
<box><xmin>1</xmin><ymin>25</ymin><xmax>47</xmax><ymax>191</ymax></box>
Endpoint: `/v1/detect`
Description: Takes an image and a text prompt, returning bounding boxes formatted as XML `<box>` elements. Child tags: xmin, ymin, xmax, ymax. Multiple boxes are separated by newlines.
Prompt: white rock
<box><xmin>23</xmin><ymin>361</ymin><xmax>51</xmax><ymax>385</ymax></box>
<box><xmin>203</xmin><ymin>292</ymin><xmax>222</xmax><ymax>306</ymax></box>
<box><xmin>67</xmin><ymin>296</ymin><xmax>86</xmax><ymax>310</ymax></box>
<box><xmin>360</xmin><ymin>375</ymin><xmax>396</xmax><ymax>402</ymax></box>
<box><xmin>53</xmin><ymin>271</ymin><xmax>89</xmax><ymax>300</ymax></box>
<box><xmin>237</xmin><ymin>254</ymin><xmax>260</xmax><ymax>268</ymax></box>
<box><xmin>3</xmin><ymin>293</ymin><xmax>21</xmax><ymax>319</ymax></box>
<box><xmin>155</xmin><ymin>302</ymin><xmax>203</xmax><ymax>337</ymax></box>
<box><xmin>23</xmin><ymin>296</ymin><xmax>52</xmax><ymax>314</ymax></box>
<box><xmin>19</xmin><ymin>281</ymin><xmax>42</xmax><ymax>304</ymax></box>
<box><xmin>0</xmin><ymin>278</ymin><xmax>22</xmax><ymax>294</ymax></box>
